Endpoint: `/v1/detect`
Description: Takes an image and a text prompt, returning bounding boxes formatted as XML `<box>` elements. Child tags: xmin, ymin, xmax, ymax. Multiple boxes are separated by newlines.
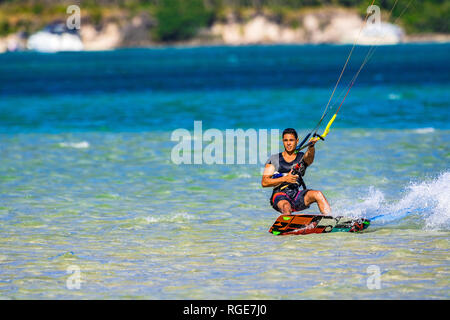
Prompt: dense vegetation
<box><xmin>0</xmin><ymin>0</ymin><xmax>448</xmax><ymax>39</ymax></box>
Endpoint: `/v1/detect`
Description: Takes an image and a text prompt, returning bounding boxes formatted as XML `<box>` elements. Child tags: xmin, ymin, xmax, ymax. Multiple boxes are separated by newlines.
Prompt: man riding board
<box><xmin>262</xmin><ymin>128</ymin><xmax>331</xmax><ymax>215</ymax></box>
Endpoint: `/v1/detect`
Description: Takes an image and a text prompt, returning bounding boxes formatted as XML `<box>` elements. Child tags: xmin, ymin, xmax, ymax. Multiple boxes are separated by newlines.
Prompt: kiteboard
<box><xmin>269</xmin><ymin>214</ymin><xmax>370</xmax><ymax>235</ymax></box>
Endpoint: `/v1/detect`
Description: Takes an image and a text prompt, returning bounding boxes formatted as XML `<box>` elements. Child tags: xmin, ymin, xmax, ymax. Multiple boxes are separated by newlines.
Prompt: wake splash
<box><xmin>335</xmin><ymin>172</ymin><xmax>450</xmax><ymax>231</ymax></box>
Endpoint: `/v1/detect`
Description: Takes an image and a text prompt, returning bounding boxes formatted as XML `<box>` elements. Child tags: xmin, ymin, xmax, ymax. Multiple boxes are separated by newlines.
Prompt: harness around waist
<box><xmin>271</xmin><ymin>183</ymin><xmax>299</xmax><ymax>202</ymax></box>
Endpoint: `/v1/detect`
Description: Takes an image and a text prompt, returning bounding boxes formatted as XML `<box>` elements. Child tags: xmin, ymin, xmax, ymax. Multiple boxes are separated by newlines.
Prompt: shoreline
<box><xmin>2</xmin><ymin>37</ymin><xmax>449</xmax><ymax>54</ymax></box>
<box><xmin>63</xmin><ymin>39</ymin><xmax>450</xmax><ymax>52</ymax></box>
<box><xmin>140</xmin><ymin>36</ymin><xmax>450</xmax><ymax>48</ymax></box>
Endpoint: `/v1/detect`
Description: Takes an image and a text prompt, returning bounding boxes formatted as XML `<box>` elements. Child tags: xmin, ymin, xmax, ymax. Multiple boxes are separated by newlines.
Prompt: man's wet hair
<box><xmin>282</xmin><ymin>128</ymin><xmax>298</xmax><ymax>140</ymax></box>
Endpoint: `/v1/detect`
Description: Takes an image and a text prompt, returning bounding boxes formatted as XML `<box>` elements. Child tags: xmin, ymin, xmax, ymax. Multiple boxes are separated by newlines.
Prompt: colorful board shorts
<box><xmin>271</xmin><ymin>188</ymin><xmax>311</xmax><ymax>213</ymax></box>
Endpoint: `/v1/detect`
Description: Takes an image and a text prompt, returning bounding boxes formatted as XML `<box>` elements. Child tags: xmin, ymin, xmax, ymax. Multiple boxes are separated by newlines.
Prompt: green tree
<box><xmin>154</xmin><ymin>0</ymin><xmax>214</xmax><ymax>41</ymax></box>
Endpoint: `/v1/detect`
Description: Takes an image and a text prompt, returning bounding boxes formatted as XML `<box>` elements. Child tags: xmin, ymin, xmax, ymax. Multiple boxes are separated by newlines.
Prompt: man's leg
<box><xmin>277</xmin><ymin>199</ymin><xmax>293</xmax><ymax>215</ymax></box>
<box><xmin>304</xmin><ymin>190</ymin><xmax>331</xmax><ymax>215</ymax></box>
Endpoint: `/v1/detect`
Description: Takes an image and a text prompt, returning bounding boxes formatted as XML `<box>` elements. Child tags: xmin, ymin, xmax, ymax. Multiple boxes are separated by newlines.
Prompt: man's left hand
<box><xmin>308</xmin><ymin>139</ymin><xmax>317</xmax><ymax>148</ymax></box>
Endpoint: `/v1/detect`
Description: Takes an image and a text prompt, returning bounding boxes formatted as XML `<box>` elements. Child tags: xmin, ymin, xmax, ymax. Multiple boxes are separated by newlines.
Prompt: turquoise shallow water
<box><xmin>0</xmin><ymin>44</ymin><xmax>449</xmax><ymax>299</ymax></box>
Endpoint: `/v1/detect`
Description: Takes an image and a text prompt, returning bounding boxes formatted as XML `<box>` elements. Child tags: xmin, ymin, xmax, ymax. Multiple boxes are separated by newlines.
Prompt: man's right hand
<box><xmin>284</xmin><ymin>171</ymin><xmax>299</xmax><ymax>184</ymax></box>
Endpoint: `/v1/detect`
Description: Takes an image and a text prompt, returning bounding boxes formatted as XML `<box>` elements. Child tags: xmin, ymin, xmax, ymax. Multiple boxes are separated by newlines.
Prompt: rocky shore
<box><xmin>1</xmin><ymin>8</ymin><xmax>449</xmax><ymax>53</ymax></box>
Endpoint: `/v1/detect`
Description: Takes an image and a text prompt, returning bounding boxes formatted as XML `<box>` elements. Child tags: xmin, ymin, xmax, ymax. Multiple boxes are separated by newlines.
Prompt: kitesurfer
<box><xmin>262</xmin><ymin>128</ymin><xmax>331</xmax><ymax>215</ymax></box>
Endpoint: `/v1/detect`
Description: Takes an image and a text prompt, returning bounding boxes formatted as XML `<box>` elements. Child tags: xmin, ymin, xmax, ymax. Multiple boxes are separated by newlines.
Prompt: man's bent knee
<box><xmin>305</xmin><ymin>190</ymin><xmax>331</xmax><ymax>215</ymax></box>
<box><xmin>277</xmin><ymin>200</ymin><xmax>292</xmax><ymax>215</ymax></box>
<box><xmin>305</xmin><ymin>190</ymin><xmax>327</xmax><ymax>205</ymax></box>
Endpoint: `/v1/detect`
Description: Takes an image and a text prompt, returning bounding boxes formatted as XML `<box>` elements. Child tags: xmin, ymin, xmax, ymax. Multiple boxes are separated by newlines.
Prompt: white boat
<box><xmin>27</xmin><ymin>22</ymin><xmax>84</xmax><ymax>53</ymax></box>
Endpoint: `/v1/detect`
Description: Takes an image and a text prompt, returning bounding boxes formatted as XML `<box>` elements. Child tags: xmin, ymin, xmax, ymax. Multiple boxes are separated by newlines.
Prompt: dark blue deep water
<box><xmin>0</xmin><ymin>43</ymin><xmax>449</xmax><ymax>132</ymax></box>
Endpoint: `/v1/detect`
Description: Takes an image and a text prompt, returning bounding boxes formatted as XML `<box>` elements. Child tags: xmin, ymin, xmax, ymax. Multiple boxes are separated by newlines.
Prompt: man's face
<box><xmin>282</xmin><ymin>133</ymin><xmax>298</xmax><ymax>153</ymax></box>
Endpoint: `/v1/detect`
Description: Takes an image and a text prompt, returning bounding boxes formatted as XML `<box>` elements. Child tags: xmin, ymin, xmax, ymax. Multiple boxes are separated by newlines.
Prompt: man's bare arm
<box><xmin>261</xmin><ymin>164</ymin><xmax>298</xmax><ymax>188</ymax></box>
<box><xmin>303</xmin><ymin>143</ymin><xmax>315</xmax><ymax>166</ymax></box>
